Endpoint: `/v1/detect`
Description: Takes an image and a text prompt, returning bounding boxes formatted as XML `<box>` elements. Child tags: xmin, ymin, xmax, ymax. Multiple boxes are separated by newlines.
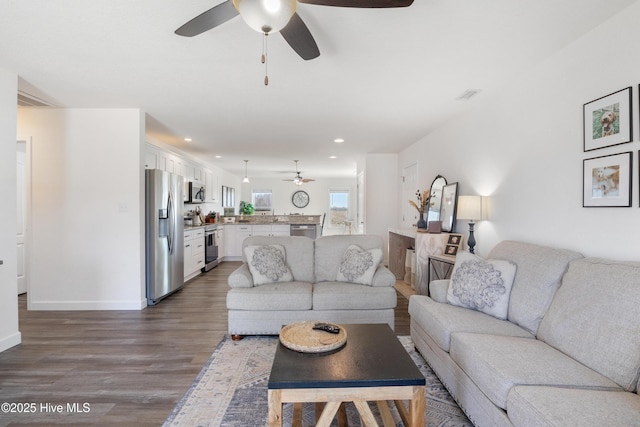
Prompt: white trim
<box><xmin>0</xmin><ymin>332</ymin><xmax>22</xmax><ymax>352</ymax></box>
<box><xmin>28</xmin><ymin>299</ymin><xmax>147</xmax><ymax>311</ymax></box>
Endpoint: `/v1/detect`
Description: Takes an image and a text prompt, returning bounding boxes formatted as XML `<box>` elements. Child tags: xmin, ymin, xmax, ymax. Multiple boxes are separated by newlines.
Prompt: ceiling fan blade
<box><xmin>302</xmin><ymin>178</ymin><xmax>316</xmax><ymax>182</ymax></box>
<box><xmin>175</xmin><ymin>0</ymin><xmax>239</xmax><ymax>37</ymax></box>
<box><xmin>280</xmin><ymin>13</ymin><xmax>320</xmax><ymax>60</ymax></box>
<box><xmin>298</xmin><ymin>0</ymin><xmax>413</xmax><ymax>7</ymax></box>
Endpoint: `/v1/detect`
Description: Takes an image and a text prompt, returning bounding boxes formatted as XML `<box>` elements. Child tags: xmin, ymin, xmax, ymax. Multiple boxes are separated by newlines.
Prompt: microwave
<box><xmin>185</xmin><ymin>181</ymin><xmax>205</xmax><ymax>203</ymax></box>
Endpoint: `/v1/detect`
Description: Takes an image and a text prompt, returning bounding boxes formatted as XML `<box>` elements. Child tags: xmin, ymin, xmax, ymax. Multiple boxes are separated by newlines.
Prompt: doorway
<box><xmin>16</xmin><ymin>139</ymin><xmax>29</xmax><ymax>295</ymax></box>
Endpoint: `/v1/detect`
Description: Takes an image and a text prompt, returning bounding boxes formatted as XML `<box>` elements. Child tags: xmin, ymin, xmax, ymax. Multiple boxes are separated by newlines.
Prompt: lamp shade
<box><xmin>457</xmin><ymin>195</ymin><xmax>483</xmax><ymax>221</ymax></box>
<box><xmin>233</xmin><ymin>0</ymin><xmax>297</xmax><ymax>34</ymax></box>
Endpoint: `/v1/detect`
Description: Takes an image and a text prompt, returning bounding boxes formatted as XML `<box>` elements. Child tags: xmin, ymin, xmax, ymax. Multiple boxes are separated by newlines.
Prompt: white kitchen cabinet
<box><xmin>217</xmin><ymin>226</ymin><xmax>225</xmax><ymax>260</ymax></box>
<box><xmin>223</xmin><ymin>224</ymin><xmax>236</xmax><ymax>259</ymax></box>
<box><xmin>185</xmin><ymin>162</ymin><xmax>203</xmax><ymax>183</ymax></box>
<box><xmin>271</xmin><ymin>224</ymin><xmax>290</xmax><ymax>236</ymax></box>
<box><xmin>184</xmin><ymin>228</ymin><xmax>205</xmax><ymax>281</ymax></box>
<box><xmin>224</xmin><ymin>224</ymin><xmax>292</xmax><ymax>258</ymax></box>
<box><xmin>145</xmin><ymin>144</ymin><xmax>168</xmax><ymax>171</ymax></box>
<box><xmin>204</xmin><ymin>168</ymin><xmax>219</xmax><ymax>202</ymax></box>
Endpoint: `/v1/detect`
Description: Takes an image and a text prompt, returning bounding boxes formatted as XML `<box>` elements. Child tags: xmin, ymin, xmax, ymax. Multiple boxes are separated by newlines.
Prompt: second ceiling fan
<box><xmin>175</xmin><ymin>0</ymin><xmax>414</xmax><ymax>61</ymax></box>
<box><xmin>283</xmin><ymin>160</ymin><xmax>315</xmax><ymax>185</ymax></box>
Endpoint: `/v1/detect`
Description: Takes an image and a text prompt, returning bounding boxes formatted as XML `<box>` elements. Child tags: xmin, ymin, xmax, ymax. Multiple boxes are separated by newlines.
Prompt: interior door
<box><xmin>402</xmin><ymin>163</ymin><xmax>418</xmax><ymax>229</ymax></box>
<box><xmin>357</xmin><ymin>171</ymin><xmax>365</xmax><ymax>234</ymax></box>
<box><xmin>16</xmin><ymin>141</ymin><xmax>27</xmax><ymax>295</ymax></box>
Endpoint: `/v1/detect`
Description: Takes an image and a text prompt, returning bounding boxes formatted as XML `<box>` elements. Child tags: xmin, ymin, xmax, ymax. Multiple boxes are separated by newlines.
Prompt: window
<box><xmin>251</xmin><ymin>189</ymin><xmax>272</xmax><ymax>212</ymax></box>
<box><xmin>329</xmin><ymin>190</ymin><xmax>349</xmax><ymax>227</ymax></box>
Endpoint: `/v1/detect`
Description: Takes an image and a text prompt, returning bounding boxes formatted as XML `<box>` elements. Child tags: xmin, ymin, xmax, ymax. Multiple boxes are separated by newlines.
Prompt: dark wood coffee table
<box><xmin>267</xmin><ymin>323</ymin><xmax>426</xmax><ymax>427</ymax></box>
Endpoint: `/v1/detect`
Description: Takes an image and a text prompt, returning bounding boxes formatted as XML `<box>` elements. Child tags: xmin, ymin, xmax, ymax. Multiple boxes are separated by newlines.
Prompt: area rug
<box><xmin>163</xmin><ymin>335</ymin><xmax>471</xmax><ymax>427</ymax></box>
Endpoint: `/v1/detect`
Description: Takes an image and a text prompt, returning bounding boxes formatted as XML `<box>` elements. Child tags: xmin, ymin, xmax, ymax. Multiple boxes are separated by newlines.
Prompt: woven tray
<box><xmin>279</xmin><ymin>321</ymin><xmax>347</xmax><ymax>353</ymax></box>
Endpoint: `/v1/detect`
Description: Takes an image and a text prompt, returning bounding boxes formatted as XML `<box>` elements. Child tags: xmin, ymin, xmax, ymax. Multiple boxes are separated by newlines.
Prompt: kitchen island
<box><xmin>222</xmin><ymin>215</ymin><xmax>322</xmax><ymax>260</ymax></box>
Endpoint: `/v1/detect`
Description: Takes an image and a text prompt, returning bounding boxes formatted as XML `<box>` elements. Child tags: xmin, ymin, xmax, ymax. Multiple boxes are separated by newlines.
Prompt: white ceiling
<box><xmin>1</xmin><ymin>0</ymin><xmax>636</xmax><ymax>179</ymax></box>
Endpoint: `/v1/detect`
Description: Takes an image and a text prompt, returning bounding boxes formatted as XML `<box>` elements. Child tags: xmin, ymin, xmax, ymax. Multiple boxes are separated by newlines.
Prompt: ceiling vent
<box><xmin>456</xmin><ymin>89</ymin><xmax>481</xmax><ymax>101</ymax></box>
<box><xmin>17</xmin><ymin>91</ymin><xmax>54</xmax><ymax>107</ymax></box>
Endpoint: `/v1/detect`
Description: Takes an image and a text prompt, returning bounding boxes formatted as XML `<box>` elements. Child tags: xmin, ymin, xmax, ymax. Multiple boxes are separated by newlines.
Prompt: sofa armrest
<box><xmin>228</xmin><ymin>264</ymin><xmax>254</xmax><ymax>288</ymax></box>
<box><xmin>429</xmin><ymin>279</ymin><xmax>450</xmax><ymax>303</ymax></box>
<box><xmin>371</xmin><ymin>265</ymin><xmax>396</xmax><ymax>287</ymax></box>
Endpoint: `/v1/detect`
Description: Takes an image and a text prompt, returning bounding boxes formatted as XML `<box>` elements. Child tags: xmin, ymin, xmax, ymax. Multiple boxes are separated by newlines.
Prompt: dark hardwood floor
<box><xmin>0</xmin><ymin>261</ymin><xmax>411</xmax><ymax>426</ymax></box>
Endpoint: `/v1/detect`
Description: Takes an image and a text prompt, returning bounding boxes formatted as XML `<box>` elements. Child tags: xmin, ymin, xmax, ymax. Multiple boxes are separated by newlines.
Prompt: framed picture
<box><xmin>445</xmin><ymin>245</ymin><xmax>459</xmax><ymax>256</ymax></box>
<box><xmin>447</xmin><ymin>233</ymin><xmax>463</xmax><ymax>246</ymax></box>
<box><xmin>439</xmin><ymin>182</ymin><xmax>459</xmax><ymax>232</ymax></box>
<box><xmin>583</xmin><ymin>151</ymin><xmax>632</xmax><ymax>207</ymax></box>
<box><xmin>583</xmin><ymin>87</ymin><xmax>632</xmax><ymax>151</ymax></box>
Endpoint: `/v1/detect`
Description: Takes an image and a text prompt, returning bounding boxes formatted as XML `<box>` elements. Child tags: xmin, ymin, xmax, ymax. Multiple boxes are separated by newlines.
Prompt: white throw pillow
<box><xmin>244</xmin><ymin>245</ymin><xmax>293</xmax><ymax>286</ymax></box>
<box><xmin>336</xmin><ymin>244</ymin><xmax>382</xmax><ymax>286</ymax></box>
<box><xmin>446</xmin><ymin>251</ymin><xmax>516</xmax><ymax>320</ymax></box>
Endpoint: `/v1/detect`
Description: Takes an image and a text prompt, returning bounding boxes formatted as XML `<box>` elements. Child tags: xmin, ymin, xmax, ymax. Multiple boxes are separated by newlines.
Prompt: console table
<box><xmin>426</xmin><ymin>253</ymin><xmax>457</xmax><ymax>291</ymax></box>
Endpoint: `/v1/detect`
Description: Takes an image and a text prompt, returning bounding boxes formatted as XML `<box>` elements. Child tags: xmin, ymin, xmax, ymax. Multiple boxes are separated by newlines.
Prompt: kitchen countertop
<box><xmin>223</xmin><ymin>215</ymin><xmax>321</xmax><ymax>225</ymax></box>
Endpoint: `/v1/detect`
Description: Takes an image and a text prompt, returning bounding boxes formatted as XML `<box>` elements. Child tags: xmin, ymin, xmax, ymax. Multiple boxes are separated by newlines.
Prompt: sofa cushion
<box><xmin>508</xmin><ymin>386</ymin><xmax>640</xmax><ymax>427</ymax></box>
<box><xmin>449</xmin><ymin>333</ymin><xmax>621</xmax><ymax>410</ymax></box>
<box><xmin>446</xmin><ymin>251</ymin><xmax>516</xmax><ymax>320</ymax></box>
<box><xmin>242</xmin><ymin>236</ymin><xmax>315</xmax><ymax>283</ymax></box>
<box><xmin>226</xmin><ymin>282</ymin><xmax>313</xmax><ymax>311</ymax></box>
<box><xmin>313</xmin><ymin>282</ymin><xmax>396</xmax><ymax>310</ymax></box>
<box><xmin>227</xmin><ymin>263</ymin><xmax>254</xmax><ymax>288</ymax></box>
<box><xmin>244</xmin><ymin>245</ymin><xmax>293</xmax><ymax>285</ymax></box>
<box><xmin>315</xmin><ymin>235</ymin><xmax>385</xmax><ymax>283</ymax></box>
<box><xmin>336</xmin><ymin>244</ymin><xmax>382</xmax><ymax>285</ymax></box>
<box><xmin>488</xmin><ymin>240</ymin><xmax>583</xmax><ymax>335</ymax></box>
<box><xmin>408</xmin><ymin>295</ymin><xmax>533</xmax><ymax>352</ymax></box>
<box><xmin>538</xmin><ymin>257</ymin><xmax>640</xmax><ymax>392</ymax></box>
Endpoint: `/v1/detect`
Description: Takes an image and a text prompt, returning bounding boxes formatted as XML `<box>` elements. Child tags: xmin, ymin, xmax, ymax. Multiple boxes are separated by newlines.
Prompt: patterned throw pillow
<box><xmin>336</xmin><ymin>244</ymin><xmax>382</xmax><ymax>286</ymax></box>
<box><xmin>446</xmin><ymin>251</ymin><xmax>517</xmax><ymax>319</ymax></box>
<box><xmin>244</xmin><ymin>245</ymin><xmax>293</xmax><ymax>286</ymax></box>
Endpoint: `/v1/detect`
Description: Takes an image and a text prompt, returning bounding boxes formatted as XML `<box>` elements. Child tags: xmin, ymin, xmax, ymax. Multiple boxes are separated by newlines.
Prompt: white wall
<box><xmin>239</xmin><ymin>177</ymin><xmax>357</xmax><ymax>235</ymax></box>
<box><xmin>0</xmin><ymin>68</ymin><xmax>21</xmax><ymax>352</ymax></box>
<box><xmin>18</xmin><ymin>108</ymin><xmax>146</xmax><ymax>309</ymax></box>
<box><xmin>363</xmin><ymin>153</ymin><xmax>399</xmax><ymax>262</ymax></box>
<box><xmin>399</xmin><ymin>2</ymin><xmax>640</xmax><ymax>260</ymax></box>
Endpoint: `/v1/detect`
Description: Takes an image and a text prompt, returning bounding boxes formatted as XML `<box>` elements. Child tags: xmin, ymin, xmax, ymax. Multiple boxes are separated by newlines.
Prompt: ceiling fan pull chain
<box><xmin>262</xmin><ymin>32</ymin><xmax>269</xmax><ymax>86</ymax></box>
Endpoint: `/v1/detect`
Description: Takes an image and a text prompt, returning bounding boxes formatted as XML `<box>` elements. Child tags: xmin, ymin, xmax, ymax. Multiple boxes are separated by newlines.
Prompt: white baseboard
<box><xmin>0</xmin><ymin>331</ymin><xmax>22</xmax><ymax>353</ymax></box>
<box><xmin>28</xmin><ymin>299</ymin><xmax>147</xmax><ymax>310</ymax></box>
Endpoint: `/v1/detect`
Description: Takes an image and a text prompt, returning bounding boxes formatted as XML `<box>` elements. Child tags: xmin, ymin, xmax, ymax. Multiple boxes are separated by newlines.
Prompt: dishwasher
<box><xmin>290</xmin><ymin>224</ymin><xmax>317</xmax><ymax>239</ymax></box>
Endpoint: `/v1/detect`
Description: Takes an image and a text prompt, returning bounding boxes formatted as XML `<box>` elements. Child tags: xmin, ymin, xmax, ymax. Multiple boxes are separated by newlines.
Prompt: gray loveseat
<box><xmin>227</xmin><ymin>234</ymin><xmax>397</xmax><ymax>338</ymax></box>
<box><xmin>409</xmin><ymin>240</ymin><xmax>640</xmax><ymax>426</ymax></box>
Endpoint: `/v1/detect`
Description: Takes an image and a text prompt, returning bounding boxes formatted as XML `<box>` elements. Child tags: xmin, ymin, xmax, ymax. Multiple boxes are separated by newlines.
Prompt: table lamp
<box><xmin>456</xmin><ymin>195</ymin><xmax>484</xmax><ymax>254</ymax></box>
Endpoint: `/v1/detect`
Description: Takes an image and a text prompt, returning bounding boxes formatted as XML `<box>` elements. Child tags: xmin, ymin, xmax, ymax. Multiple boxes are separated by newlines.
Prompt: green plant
<box><xmin>239</xmin><ymin>201</ymin><xmax>255</xmax><ymax>215</ymax></box>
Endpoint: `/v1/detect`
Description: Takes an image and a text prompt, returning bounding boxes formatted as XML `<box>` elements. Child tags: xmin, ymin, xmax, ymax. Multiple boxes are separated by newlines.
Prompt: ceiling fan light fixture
<box><xmin>233</xmin><ymin>0</ymin><xmax>297</xmax><ymax>34</ymax></box>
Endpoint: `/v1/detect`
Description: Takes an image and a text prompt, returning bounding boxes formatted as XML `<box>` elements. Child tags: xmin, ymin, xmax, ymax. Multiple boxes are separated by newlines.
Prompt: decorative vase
<box><xmin>417</xmin><ymin>213</ymin><xmax>427</xmax><ymax>229</ymax></box>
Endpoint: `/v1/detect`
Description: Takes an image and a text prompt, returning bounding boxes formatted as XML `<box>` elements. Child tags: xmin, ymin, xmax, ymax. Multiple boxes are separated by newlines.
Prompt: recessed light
<box><xmin>334</xmin><ymin>138</ymin><xmax>344</xmax><ymax>144</ymax></box>
<box><xmin>184</xmin><ymin>137</ymin><xmax>192</xmax><ymax>142</ymax></box>
<box><xmin>215</xmin><ymin>155</ymin><xmax>222</xmax><ymax>159</ymax></box>
<box><xmin>329</xmin><ymin>156</ymin><xmax>337</xmax><ymax>159</ymax></box>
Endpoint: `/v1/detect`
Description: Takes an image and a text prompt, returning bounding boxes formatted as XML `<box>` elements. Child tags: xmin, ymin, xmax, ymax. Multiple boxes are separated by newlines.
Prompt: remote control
<box><xmin>312</xmin><ymin>323</ymin><xmax>340</xmax><ymax>334</ymax></box>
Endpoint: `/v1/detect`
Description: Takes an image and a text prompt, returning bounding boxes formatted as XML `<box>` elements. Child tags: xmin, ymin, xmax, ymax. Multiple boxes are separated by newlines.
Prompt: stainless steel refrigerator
<box><xmin>145</xmin><ymin>169</ymin><xmax>184</xmax><ymax>305</ymax></box>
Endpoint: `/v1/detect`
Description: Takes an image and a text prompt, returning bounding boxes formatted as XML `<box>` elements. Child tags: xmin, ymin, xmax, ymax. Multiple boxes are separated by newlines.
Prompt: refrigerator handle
<box><xmin>167</xmin><ymin>192</ymin><xmax>174</xmax><ymax>254</ymax></box>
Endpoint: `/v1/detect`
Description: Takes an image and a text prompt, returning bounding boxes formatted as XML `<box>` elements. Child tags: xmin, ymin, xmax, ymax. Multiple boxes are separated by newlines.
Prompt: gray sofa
<box><xmin>227</xmin><ymin>234</ymin><xmax>397</xmax><ymax>337</ymax></box>
<box><xmin>409</xmin><ymin>240</ymin><xmax>640</xmax><ymax>427</ymax></box>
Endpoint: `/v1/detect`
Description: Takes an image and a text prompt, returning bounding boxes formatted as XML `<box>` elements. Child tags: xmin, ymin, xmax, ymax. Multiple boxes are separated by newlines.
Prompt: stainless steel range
<box><xmin>202</xmin><ymin>224</ymin><xmax>219</xmax><ymax>271</ymax></box>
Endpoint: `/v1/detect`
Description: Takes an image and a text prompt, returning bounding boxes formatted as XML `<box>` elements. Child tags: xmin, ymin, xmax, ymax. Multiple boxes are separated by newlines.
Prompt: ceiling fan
<box><xmin>283</xmin><ymin>160</ymin><xmax>315</xmax><ymax>185</ymax></box>
<box><xmin>175</xmin><ymin>0</ymin><xmax>414</xmax><ymax>61</ymax></box>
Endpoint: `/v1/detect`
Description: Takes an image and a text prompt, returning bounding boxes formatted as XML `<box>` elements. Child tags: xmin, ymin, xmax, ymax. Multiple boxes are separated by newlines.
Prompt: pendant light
<box><xmin>242</xmin><ymin>160</ymin><xmax>250</xmax><ymax>183</ymax></box>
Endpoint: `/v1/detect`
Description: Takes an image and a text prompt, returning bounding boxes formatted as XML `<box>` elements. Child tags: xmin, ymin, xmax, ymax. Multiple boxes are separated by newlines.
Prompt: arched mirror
<box><xmin>427</xmin><ymin>175</ymin><xmax>447</xmax><ymax>223</ymax></box>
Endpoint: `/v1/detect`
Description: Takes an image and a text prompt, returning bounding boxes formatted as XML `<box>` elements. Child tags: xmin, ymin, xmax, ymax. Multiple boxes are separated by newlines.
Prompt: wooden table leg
<box><xmin>316</xmin><ymin>401</ymin><xmax>342</xmax><ymax>427</ymax></box>
<box><xmin>409</xmin><ymin>386</ymin><xmax>425</xmax><ymax>427</ymax></box>
<box><xmin>267</xmin><ymin>389</ymin><xmax>283</xmax><ymax>427</ymax></box>
<box><xmin>376</xmin><ymin>400</ymin><xmax>395</xmax><ymax>427</ymax></box>
<box><xmin>337</xmin><ymin>403</ymin><xmax>348</xmax><ymax>427</ymax></box>
<box><xmin>353</xmin><ymin>401</ymin><xmax>378</xmax><ymax>427</ymax></box>
<box><xmin>292</xmin><ymin>402</ymin><xmax>303</xmax><ymax>427</ymax></box>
